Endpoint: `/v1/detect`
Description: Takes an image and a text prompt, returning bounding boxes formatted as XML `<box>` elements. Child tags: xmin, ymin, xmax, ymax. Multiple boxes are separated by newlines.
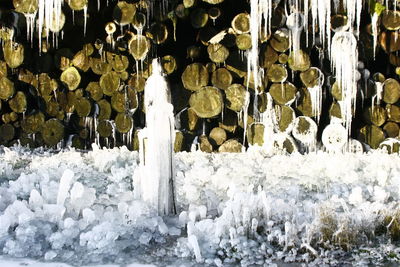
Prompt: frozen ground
<box><xmin>1</xmin><ymin>145</ymin><xmax>400</xmax><ymax>266</ymax></box>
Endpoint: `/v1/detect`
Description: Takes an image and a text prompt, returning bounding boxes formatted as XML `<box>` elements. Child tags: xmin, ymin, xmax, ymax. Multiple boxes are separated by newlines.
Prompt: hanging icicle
<box><xmin>311</xmin><ymin>0</ymin><xmax>331</xmax><ymax>55</ymax></box>
<box><xmin>37</xmin><ymin>0</ymin><xmax>64</xmax><ymax>51</ymax></box>
<box><xmin>331</xmin><ymin>31</ymin><xmax>359</xmax><ymax>141</ymax></box>
<box><xmin>343</xmin><ymin>0</ymin><xmax>363</xmax><ymax>36</ymax></box>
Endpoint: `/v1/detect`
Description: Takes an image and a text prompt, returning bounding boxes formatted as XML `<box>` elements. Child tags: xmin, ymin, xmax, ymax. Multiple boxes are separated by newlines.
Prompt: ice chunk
<box><xmin>82</xmin><ymin>208</ymin><xmax>96</xmax><ymax>224</ymax></box>
<box><xmin>70</xmin><ymin>182</ymin><xmax>96</xmax><ymax>212</ymax></box>
<box><xmin>44</xmin><ymin>250</ymin><xmax>57</xmax><ymax>260</ymax></box>
<box><xmin>139</xmin><ymin>232</ymin><xmax>153</xmax><ymax>245</ymax></box>
<box><xmin>29</xmin><ymin>189</ymin><xmax>44</xmax><ymax>210</ymax></box>
<box><xmin>188</xmin><ymin>235</ymin><xmax>203</xmax><ymax>263</ymax></box>
<box><xmin>158</xmin><ymin>220</ymin><xmax>169</xmax><ymax>235</ymax></box>
<box><xmin>43</xmin><ymin>204</ymin><xmax>66</xmax><ymax>223</ymax></box>
<box><xmin>348</xmin><ymin>187</ymin><xmax>363</xmax><ymax>206</ymax></box>
<box><xmin>57</xmin><ymin>169</ymin><xmax>74</xmax><ymax>206</ymax></box>
<box><xmin>179</xmin><ymin>211</ymin><xmax>188</xmax><ymax>225</ymax></box>
<box><xmin>168</xmin><ymin>226</ymin><xmax>181</xmax><ymax>236</ymax></box>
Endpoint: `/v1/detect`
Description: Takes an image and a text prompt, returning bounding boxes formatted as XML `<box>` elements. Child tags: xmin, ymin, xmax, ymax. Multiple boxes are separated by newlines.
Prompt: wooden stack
<box><xmin>0</xmin><ymin>0</ymin><xmax>399</xmax><ymax>153</ymax></box>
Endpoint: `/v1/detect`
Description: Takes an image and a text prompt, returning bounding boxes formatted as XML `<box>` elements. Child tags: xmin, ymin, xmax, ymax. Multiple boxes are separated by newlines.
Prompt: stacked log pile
<box><xmin>0</xmin><ymin>0</ymin><xmax>399</xmax><ymax>153</ymax></box>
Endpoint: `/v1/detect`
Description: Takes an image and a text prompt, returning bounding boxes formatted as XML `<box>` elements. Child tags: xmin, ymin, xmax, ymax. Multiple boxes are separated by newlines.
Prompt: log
<box><xmin>218</xmin><ymin>139</ymin><xmax>243</xmax><ymax>153</ymax></box>
<box><xmin>189</xmin><ymin>86</ymin><xmax>223</xmax><ymax>118</ymax></box>
<box><xmin>187</xmin><ymin>107</ymin><xmax>199</xmax><ymax>131</ymax></box>
<box><xmin>207</xmin><ymin>43</ymin><xmax>229</xmax><ymax>63</ymax></box>
<box><xmin>270</xmin><ymin>29</ymin><xmax>290</xmax><ymax>52</ymax></box>
<box><xmin>0</xmin><ymin>76</ymin><xmax>14</xmax><ymax>100</ymax></box>
<box><xmin>67</xmin><ymin>0</ymin><xmax>88</xmax><ymax>11</ymax></box>
<box><xmin>383</xmin><ymin>121</ymin><xmax>400</xmax><ymax>137</ymax></box>
<box><xmin>199</xmin><ymin>135</ymin><xmax>213</xmax><ymax>152</ymax></box>
<box><xmin>247</xmin><ymin>123</ymin><xmax>264</xmax><ymax>146</ymax></box>
<box><xmin>261</xmin><ymin>45</ymin><xmax>279</xmax><ymax>69</ymax></box>
<box><xmin>114</xmin><ymin>1</ymin><xmax>136</xmax><ymax>26</ymax></box>
<box><xmin>75</xmin><ymin>97</ymin><xmax>92</xmax><ymax>117</ymax></box>
<box><xmin>182</xmin><ymin>63</ymin><xmax>209</xmax><ymax>91</ymax></box>
<box><xmin>211</xmin><ymin>67</ymin><xmax>232</xmax><ymax>90</ymax></box>
<box><xmin>60</xmin><ymin>67</ymin><xmax>81</xmax><ymax>91</ymax></box>
<box><xmin>209</xmin><ymin>127</ymin><xmax>227</xmax><ymax>146</ymax></box>
<box><xmin>3</xmin><ymin>40</ymin><xmax>24</xmax><ymax>69</ymax></box>
<box><xmin>128</xmin><ymin>34</ymin><xmax>151</xmax><ymax>61</ymax></box>
<box><xmin>288</xmin><ymin>50</ymin><xmax>311</xmax><ymax>72</ymax></box>
<box><xmin>9</xmin><ymin>91</ymin><xmax>27</xmax><ymax>113</ymax></box>
<box><xmin>266</xmin><ymin>64</ymin><xmax>288</xmax><ymax>83</ymax></box>
<box><xmin>97</xmin><ymin>99</ymin><xmax>112</xmax><ymax>120</ymax></box>
<box><xmin>0</xmin><ymin>124</ymin><xmax>15</xmax><ymax>143</ymax></box>
<box><xmin>275</xmin><ymin>105</ymin><xmax>295</xmax><ymax>133</ymax></box>
<box><xmin>13</xmin><ymin>0</ymin><xmax>38</xmax><ymax>14</ymax></box>
<box><xmin>382</xmin><ymin>10</ymin><xmax>400</xmax><ymax>31</ymax></box>
<box><xmin>300</xmin><ymin>67</ymin><xmax>324</xmax><ymax>88</ymax></box>
<box><xmin>364</xmin><ymin>106</ymin><xmax>387</xmax><ymax>127</ymax></box>
<box><xmin>97</xmin><ymin>120</ymin><xmax>113</xmax><ymax>138</ymax></box>
<box><xmin>359</xmin><ymin>124</ymin><xmax>386</xmax><ymax>149</ymax></box>
<box><xmin>190</xmin><ymin>8</ymin><xmax>208</xmax><ymax>29</ymax></box>
<box><xmin>128</xmin><ymin>73</ymin><xmax>146</xmax><ymax>92</ymax></box>
<box><xmin>90</xmin><ymin>57</ymin><xmax>113</xmax><ymax>75</ymax></box>
<box><xmin>161</xmin><ymin>55</ymin><xmax>177</xmax><ymax>75</ymax></box>
<box><xmin>21</xmin><ymin>112</ymin><xmax>45</xmax><ymax>134</ymax></box>
<box><xmin>72</xmin><ymin>50</ymin><xmax>91</xmax><ymax>72</ymax></box>
<box><xmin>86</xmin><ymin>82</ymin><xmax>103</xmax><ymax>101</ymax></box>
<box><xmin>231</xmin><ymin>13</ymin><xmax>250</xmax><ymax>34</ymax></box>
<box><xmin>100</xmin><ymin>71</ymin><xmax>120</xmax><ymax>96</ymax></box>
<box><xmin>236</xmin><ymin>33</ymin><xmax>252</xmax><ymax>50</ymax></box>
<box><xmin>115</xmin><ymin>113</ymin><xmax>133</xmax><ymax>134</ymax></box>
<box><xmin>225</xmin><ymin>83</ymin><xmax>246</xmax><ymax>112</ymax></box>
<box><xmin>107</xmin><ymin>53</ymin><xmax>130</xmax><ymax>72</ymax></box>
<box><xmin>383</xmin><ymin>78</ymin><xmax>400</xmax><ymax>104</ymax></box>
<box><xmin>41</xmin><ymin>119</ymin><xmax>64</xmax><ymax>146</ymax></box>
<box><xmin>386</xmin><ymin>104</ymin><xmax>400</xmax><ymax>123</ymax></box>
<box><xmin>269</xmin><ymin>82</ymin><xmax>297</xmax><ymax>105</ymax></box>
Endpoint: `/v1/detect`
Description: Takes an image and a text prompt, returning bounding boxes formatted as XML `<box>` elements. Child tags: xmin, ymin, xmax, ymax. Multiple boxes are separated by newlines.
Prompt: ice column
<box><xmin>139</xmin><ymin>58</ymin><xmax>176</xmax><ymax>216</ymax></box>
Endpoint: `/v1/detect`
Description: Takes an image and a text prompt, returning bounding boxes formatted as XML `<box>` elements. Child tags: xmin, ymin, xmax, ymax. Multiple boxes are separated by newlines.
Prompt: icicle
<box><xmin>25</xmin><ymin>13</ymin><xmax>37</xmax><ymax>44</ymax></box>
<box><xmin>260</xmin><ymin>92</ymin><xmax>276</xmax><ymax>153</ymax></box>
<box><xmin>343</xmin><ymin>0</ymin><xmax>363</xmax><ymax>36</ymax></box>
<box><xmin>311</xmin><ymin>0</ymin><xmax>331</xmax><ymax>55</ymax></box>
<box><xmin>308</xmin><ymin>86</ymin><xmax>322</xmax><ymax>123</ymax></box>
<box><xmin>304</xmin><ymin>0</ymin><xmax>309</xmax><ymax>47</ymax></box>
<box><xmin>371</xmin><ymin>13</ymin><xmax>379</xmax><ymax>59</ymax></box>
<box><xmin>331</xmin><ymin>31</ymin><xmax>358</xmax><ymax>142</ymax></box>
<box><xmin>83</xmin><ymin>6</ymin><xmax>88</xmax><ymax>37</ymax></box>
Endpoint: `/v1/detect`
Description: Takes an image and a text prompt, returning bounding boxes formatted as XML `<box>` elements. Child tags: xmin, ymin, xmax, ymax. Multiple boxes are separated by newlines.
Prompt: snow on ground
<box><xmin>1</xmin><ymin>145</ymin><xmax>400</xmax><ymax>266</ymax></box>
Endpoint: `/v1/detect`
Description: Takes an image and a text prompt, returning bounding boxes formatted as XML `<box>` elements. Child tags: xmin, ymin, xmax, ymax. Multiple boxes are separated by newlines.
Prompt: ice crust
<box><xmin>1</xmin><ymin>146</ymin><xmax>400</xmax><ymax>266</ymax></box>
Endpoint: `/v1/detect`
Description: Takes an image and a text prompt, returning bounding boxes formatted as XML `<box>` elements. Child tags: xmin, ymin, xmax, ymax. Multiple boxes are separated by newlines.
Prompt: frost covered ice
<box><xmin>0</xmin><ymin>146</ymin><xmax>400</xmax><ymax>266</ymax></box>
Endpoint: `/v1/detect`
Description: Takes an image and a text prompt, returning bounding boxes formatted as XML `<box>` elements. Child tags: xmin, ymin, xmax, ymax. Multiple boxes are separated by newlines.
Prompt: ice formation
<box><xmin>311</xmin><ymin>0</ymin><xmax>332</xmax><ymax>53</ymax></box>
<box><xmin>331</xmin><ymin>31</ymin><xmax>359</xmax><ymax>143</ymax></box>
<box><xmin>0</xmin><ymin>146</ymin><xmax>399</xmax><ymax>265</ymax></box>
<box><xmin>138</xmin><ymin>59</ymin><xmax>176</xmax><ymax>216</ymax></box>
<box><xmin>37</xmin><ymin>0</ymin><xmax>63</xmax><ymax>50</ymax></box>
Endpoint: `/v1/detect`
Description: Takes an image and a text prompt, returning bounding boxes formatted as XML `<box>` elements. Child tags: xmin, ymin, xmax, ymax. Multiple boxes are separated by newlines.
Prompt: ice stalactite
<box><xmin>343</xmin><ymin>0</ymin><xmax>363</xmax><ymax>36</ymax></box>
<box><xmin>260</xmin><ymin>93</ymin><xmax>276</xmax><ymax>153</ymax></box>
<box><xmin>331</xmin><ymin>31</ymin><xmax>359</xmax><ymax>142</ymax></box>
<box><xmin>371</xmin><ymin>12</ymin><xmax>379</xmax><ymax>59</ymax></box>
<box><xmin>25</xmin><ymin>13</ymin><xmax>37</xmax><ymax>44</ymax></box>
<box><xmin>245</xmin><ymin>0</ymin><xmax>272</xmax><ymax>144</ymax></box>
<box><xmin>37</xmin><ymin>0</ymin><xmax>63</xmax><ymax>51</ymax></box>
<box><xmin>138</xmin><ymin>59</ymin><xmax>176</xmax><ymax>216</ymax></box>
<box><xmin>287</xmin><ymin>11</ymin><xmax>304</xmax><ymax>59</ymax></box>
<box><xmin>311</xmin><ymin>0</ymin><xmax>331</xmax><ymax>54</ymax></box>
